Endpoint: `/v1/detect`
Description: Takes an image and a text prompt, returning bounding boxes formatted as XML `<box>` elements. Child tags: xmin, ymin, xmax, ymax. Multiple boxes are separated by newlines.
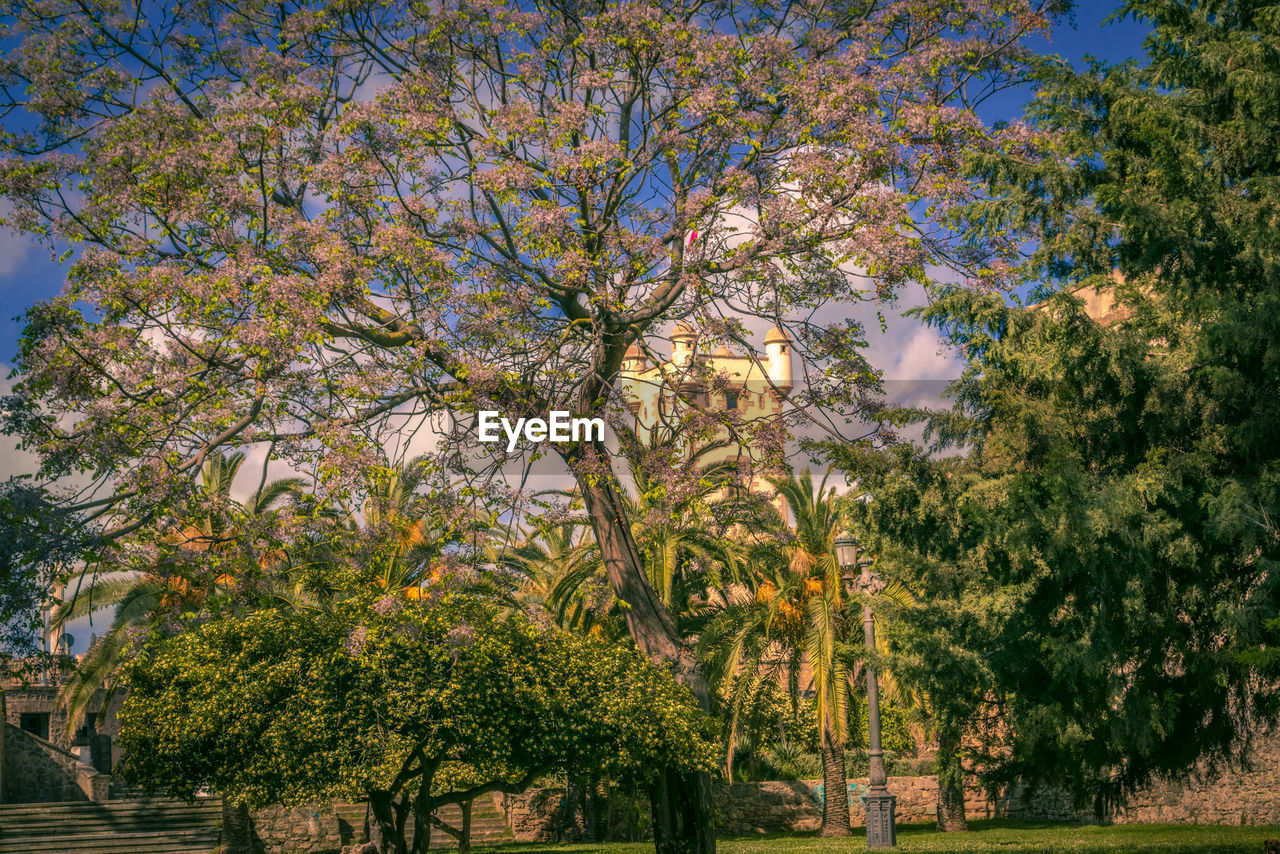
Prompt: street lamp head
<box><xmin>834</xmin><ymin>531</ymin><xmax>858</xmax><ymax>569</ymax></box>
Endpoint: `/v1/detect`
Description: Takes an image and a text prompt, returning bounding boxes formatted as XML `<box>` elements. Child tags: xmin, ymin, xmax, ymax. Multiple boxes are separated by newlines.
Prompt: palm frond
<box><xmin>53</xmin><ymin>573</ymin><xmax>145</xmax><ymax>628</ymax></box>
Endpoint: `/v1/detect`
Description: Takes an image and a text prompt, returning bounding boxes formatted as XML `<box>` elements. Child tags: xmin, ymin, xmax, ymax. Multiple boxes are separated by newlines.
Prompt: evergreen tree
<box><xmin>836</xmin><ymin>0</ymin><xmax>1280</xmax><ymax>813</ymax></box>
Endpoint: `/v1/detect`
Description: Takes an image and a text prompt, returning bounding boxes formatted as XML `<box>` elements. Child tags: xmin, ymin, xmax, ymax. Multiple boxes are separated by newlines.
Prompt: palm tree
<box><xmin>53</xmin><ymin>452</ymin><xmax>305</xmax><ymax>728</ymax></box>
<box><xmin>764</xmin><ymin>469</ymin><xmax>859</xmax><ymax>836</ymax></box>
<box><xmin>333</xmin><ymin>456</ymin><xmax>493</xmax><ymax>603</ymax></box>
<box><xmin>495</xmin><ymin>519</ymin><xmax>615</xmax><ymax>635</ymax></box>
<box><xmin>701</xmin><ymin>468</ymin><xmax>872</xmax><ymax>837</ymax></box>
<box><xmin>500</xmin><ymin>425</ymin><xmax>750</xmax><ymax>642</ymax></box>
<box><xmin>609</xmin><ymin>425</ymin><xmax>749</xmax><ymax>631</ymax></box>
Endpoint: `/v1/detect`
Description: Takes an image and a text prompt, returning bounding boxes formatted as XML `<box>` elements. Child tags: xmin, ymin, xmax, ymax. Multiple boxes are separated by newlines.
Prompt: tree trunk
<box><xmin>410</xmin><ymin>802</ymin><xmax>431</xmax><ymax>854</ymax></box>
<box><xmin>649</xmin><ymin>765</ymin><xmax>717</xmax><ymax>854</ymax></box>
<box><xmin>573</xmin><ymin>467</ymin><xmax>716</xmax><ymax>854</ymax></box>
<box><xmin>626</xmin><ymin>775</ymin><xmax>641</xmax><ymax>842</ymax></box>
<box><xmin>366</xmin><ymin>790</ymin><xmax>405</xmax><ymax>854</ymax></box>
<box><xmin>935</xmin><ymin>726</ymin><xmax>968</xmax><ymax>832</ymax></box>
<box><xmin>817</xmin><ymin>712</ymin><xmax>851</xmax><ymax>837</ymax></box>
<box><xmin>219</xmin><ymin>799</ymin><xmax>256</xmax><ymax>854</ymax></box>
<box><xmin>410</xmin><ymin>767</ymin><xmax>441</xmax><ymax>854</ymax></box>
<box><xmin>584</xmin><ymin>776</ymin><xmax>601</xmax><ymax>843</ymax></box>
<box><xmin>557</xmin><ymin>781</ymin><xmax>578</xmax><ymax>842</ymax></box>
<box><xmin>458</xmin><ymin>799</ymin><xmax>472</xmax><ymax>854</ymax></box>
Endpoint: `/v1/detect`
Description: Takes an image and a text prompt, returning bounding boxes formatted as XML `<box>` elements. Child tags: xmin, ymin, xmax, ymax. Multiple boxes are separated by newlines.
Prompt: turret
<box><xmin>671</xmin><ymin>321</ymin><xmax>696</xmax><ymax>366</ymax></box>
<box><xmin>764</xmin><ymin>325</ymin><xmax>792</xmax><ymax>391</ymax></box>
<box><xmin>622</xmin><ymin>342</ymin><xmax>647</xmax><ymax>374</ymax></box>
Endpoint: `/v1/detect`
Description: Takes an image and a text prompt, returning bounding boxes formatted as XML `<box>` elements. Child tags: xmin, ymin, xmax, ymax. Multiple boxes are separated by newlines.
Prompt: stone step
<box><xmin>0</xmin><ymin>797</ymin><xmax>512</xmax><ymax>853</ymax></box>
<box><xmin>0</xmin><ymin>803</ymin><xmax>219</xmax><ymax>830</ymax></box>
<box><xmin>0</xmin><ymin>827</ymin><xmax>218</xmax><ymax>854</ymax></box>
<box><xmin>0</xmin><ymin>799</ymin><xmax>221</xmax><ymax>854</ymax></box>
<box><xmin>0</xmin><ymin>799</ymin><xmax>218</xmax><ymax>815</ymax></box>
<box><xmin>0</xmin><ymin>816</ymin><xmax>218</xmax><ymax>833</ymax></box>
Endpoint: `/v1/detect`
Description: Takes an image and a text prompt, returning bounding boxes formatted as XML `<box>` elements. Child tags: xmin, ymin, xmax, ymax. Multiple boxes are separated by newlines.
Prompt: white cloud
<box><xmin>0</xmin><ymin>201</ymin><xmax>33</xmax><ymax>280</ymax></box>
<box><xmin>0</xmin><ymin>230</ymin><xmax>31</xmax><ymax>279</ymax></box>
<box><xmin>0</xmin><ymin>365</ymin><xmax>40</xmax><ymax>480</ymax></box>
<box><xmin>888</xmin><ymin>325</ymin><xmax>960</xmax><ymax>381</ymax></box>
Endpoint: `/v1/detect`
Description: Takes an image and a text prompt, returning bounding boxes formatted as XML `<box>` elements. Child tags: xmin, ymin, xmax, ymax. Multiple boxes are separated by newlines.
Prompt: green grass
<box><xmin>473</xmin><ymin>820</ymin><xmax>1280</xmax><ymax>853</ymax></box>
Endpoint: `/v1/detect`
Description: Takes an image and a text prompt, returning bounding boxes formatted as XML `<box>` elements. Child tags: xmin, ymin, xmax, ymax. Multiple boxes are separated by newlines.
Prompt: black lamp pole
<box><xmin>835</xmin><ymin>532</ymin><xmax>897</xmax><ymax>849</ymax></box>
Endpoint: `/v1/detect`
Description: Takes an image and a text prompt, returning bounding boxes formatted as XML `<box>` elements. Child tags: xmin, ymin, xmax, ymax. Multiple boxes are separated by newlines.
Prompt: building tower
<box><xmin>671</xmin><ymin>321</ymin><xmax>696</xmax><ymax>366</ymax></box>
<box><xmin>622</xmin><ymin>342</ymin><xmax>647</xmax><ymax>374</ymax></box>
<box><xmin>764</xmin><ymin>325</ymin><xmax>793</xmax><ymax>392</ymax></box>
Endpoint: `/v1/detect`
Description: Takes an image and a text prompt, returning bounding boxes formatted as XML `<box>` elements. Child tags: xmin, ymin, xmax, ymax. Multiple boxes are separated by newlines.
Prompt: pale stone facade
<box><xmin>618</xmin><ymin>322</ymin><xmax>794</xmax><ymax>498</ymax></box>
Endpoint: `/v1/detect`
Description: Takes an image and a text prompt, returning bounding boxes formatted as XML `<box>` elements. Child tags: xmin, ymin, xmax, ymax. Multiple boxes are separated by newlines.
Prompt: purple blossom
<box><xmin>445</xmin><ymin>622</ymin><xmax>475</xmax><ymax>648</ymax></box>
<box><xmin>344</xmin><ymin>626</ymin><xmax>368</xmax><ymax>657</ymax></box>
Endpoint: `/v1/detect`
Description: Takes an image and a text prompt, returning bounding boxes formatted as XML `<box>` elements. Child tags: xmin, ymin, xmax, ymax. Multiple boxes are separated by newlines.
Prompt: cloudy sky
<box><xmin>0</xmin><ymin>1</ymin><xmax>1151</xmax><ymax>649</ymax></box>
<box><xmin>0</xmin><ymin>0</ymin><xmax>1152</xmax><ymax>444</ymax></box>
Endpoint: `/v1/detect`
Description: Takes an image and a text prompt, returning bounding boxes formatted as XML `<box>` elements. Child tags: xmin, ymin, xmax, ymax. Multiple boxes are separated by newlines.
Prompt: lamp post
<box><xmin>835</xmin><ymin>532</ymin><xmax>897</xmax><ymax>849</ymax></box>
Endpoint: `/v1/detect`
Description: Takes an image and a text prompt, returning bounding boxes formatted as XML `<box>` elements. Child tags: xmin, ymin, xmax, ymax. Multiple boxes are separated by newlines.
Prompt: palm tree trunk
<box><xmin>574</xmin><ymin>469</ymin><xmax>716</xmax><ymax>854</ymax></box>
<box><xmin>935</xmin><ymin>725</ymin><xmax>968</xmax><ymax>832</ymax></box>
<box><xmin>817</xmin><ymin>711</ymin><xmax>851</xmax><ymax>837</ymax></box>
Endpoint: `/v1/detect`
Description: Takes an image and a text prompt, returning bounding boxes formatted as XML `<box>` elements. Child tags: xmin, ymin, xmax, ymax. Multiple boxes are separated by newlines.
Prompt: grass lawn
<box><xmin>473</xmin><ymin>820</ymin><xmax>1280</xmax><ymax>853</ymax></box>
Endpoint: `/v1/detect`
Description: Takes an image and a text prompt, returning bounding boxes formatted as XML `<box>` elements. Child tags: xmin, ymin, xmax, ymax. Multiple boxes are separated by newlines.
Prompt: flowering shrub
<box><xmin>117</xmin><ymin>595</ymin><xmax>715</xmax><ymax>854</ymax></box>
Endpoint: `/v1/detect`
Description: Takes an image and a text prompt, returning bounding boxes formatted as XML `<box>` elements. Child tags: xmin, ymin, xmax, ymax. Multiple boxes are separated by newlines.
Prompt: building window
<box><xmin>725</xmin><ymin>393</ymin><xmax>739</xmax><ymax>410</ymax></box>
<box><xmin>20</xmin><ymin>713</ymin><xmax>51</xmax><ymax>740</ymax></box>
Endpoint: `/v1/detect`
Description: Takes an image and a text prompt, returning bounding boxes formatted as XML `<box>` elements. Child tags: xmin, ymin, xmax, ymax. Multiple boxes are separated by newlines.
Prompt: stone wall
<box><xmin>714</xmin><ymin>776</ymin><xmax>943</xmax><ymax>834</ymax></box>
<box><xmin>1009</xmin><ymin>736</ymin><xmax>1280</xmax><ymax>826</ymax></box>
<box><xmin>250</xmin><ymin>802</ymin><xmax>363</xmax><ymax>854</ymax></box>
<box><xmin>504</xmin><ymin>788</ymin><xmax>574</xmax><ymax>842</ymax></box>
<box><xmin>504</xmin><ymin>734</ymin><xmax>1280</xmax><ymax>842</ymax></box>
<box><xmin>4</xmin><ymin>684</ymin><xmax>76</xmax><ymax>750</ymax></box>
<box><xmin>2</xmin><ymin>680</ymin><xmax>125</xmax><ymax>768</ymax></box>
<box><xmin>2</xmin><ymin>723</ymin><xmax>108</xmax><ymax>803</ymax></box>
<box><xmin>500</xmin><ymin>777</ymin><xmax>946</xmax><ymax>843</ymax></box>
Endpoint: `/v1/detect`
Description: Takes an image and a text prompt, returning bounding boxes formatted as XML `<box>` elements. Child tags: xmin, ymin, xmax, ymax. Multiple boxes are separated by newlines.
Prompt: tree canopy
<box><xmin>0</xmin><ymin>479</ymin><xmax>92</xmax><ymax>656</ymax></box>
<box><xmin>117</xmin><ymin>594</ymin><xmax>716</xmax><ymax>854</ymax></box>
<box><xmin>1</xmin><ymin>3</ymin><xmax>1059</xmax><ymax>846</ymax></box>
<box><xmin>0</xmin><ymin>0</ymin><xmax>1054</xmax><ymax>511</ymax></box>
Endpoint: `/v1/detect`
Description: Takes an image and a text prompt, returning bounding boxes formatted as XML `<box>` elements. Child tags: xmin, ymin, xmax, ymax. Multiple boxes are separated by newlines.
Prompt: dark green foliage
<box><xmin>0</xmin><ymin>479</ymin><xmax>93</xmax><ymax>655</ymax></box>
<box><xmin>839</xmin><ymin>284</ymin><xmax>1279</xmax><ymax>813</ymax></box>
<box><xmin>830</xmin><ymin>0</ymin><xmax>1280</xmax><ymax>812</ymax></box>
<box><xmin>846</xmin><ymin>694</ymin><xmax>917</xmax><ymax>757</ymax></box>
<box><xmin>117</xmin><ymin>595</ymin><xmax>716</xmax><ymax>853</ymax></box>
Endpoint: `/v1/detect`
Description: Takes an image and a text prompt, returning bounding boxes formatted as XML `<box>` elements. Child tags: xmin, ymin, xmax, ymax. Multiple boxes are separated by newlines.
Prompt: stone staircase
<box><xmin>0</xmin><ymin>795</ymin><xmax>512</xmax><ymax>853</ymax></box>
<box><xmin>426</xmin><ymin>794</ymin><xmax>514</xmax><ymax>848</ymax></box>
<box><xmin>0</xmin><ymin>797</ymin><xmax>221</xmax><ymax>854</ymax></box>
<box><xmin>335</xmin><ymin>793</ymin><xmax>514</xmax><ymax>850</ymax></box>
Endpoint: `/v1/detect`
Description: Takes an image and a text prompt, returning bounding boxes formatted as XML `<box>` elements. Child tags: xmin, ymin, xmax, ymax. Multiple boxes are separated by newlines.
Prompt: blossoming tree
<box><xmin>1</xmin><ymin>0</ymin><xmax>1057</xmax><ymax>848</ymax></box>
